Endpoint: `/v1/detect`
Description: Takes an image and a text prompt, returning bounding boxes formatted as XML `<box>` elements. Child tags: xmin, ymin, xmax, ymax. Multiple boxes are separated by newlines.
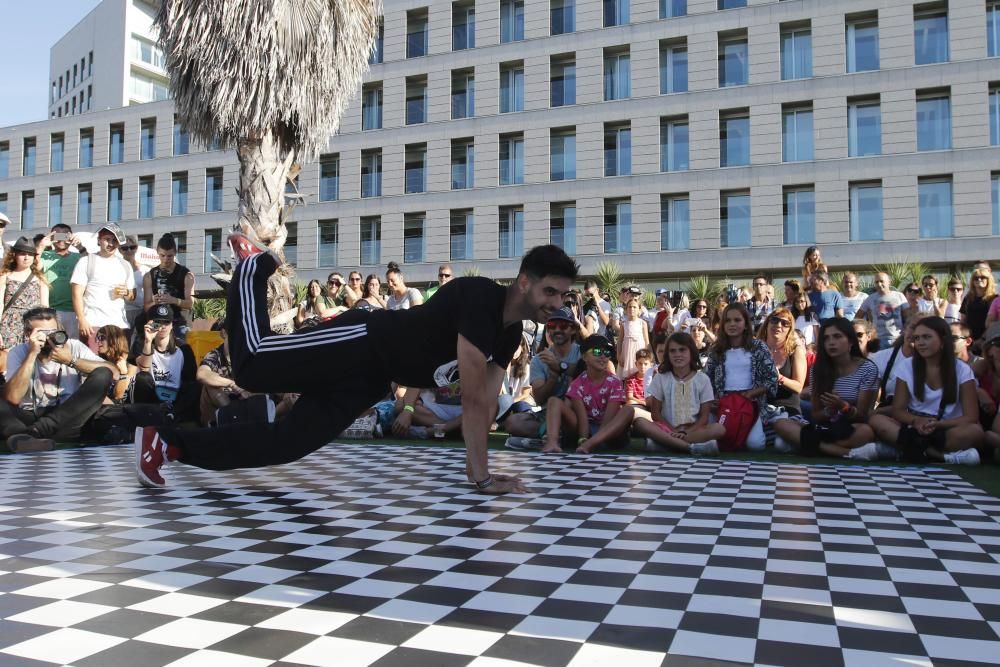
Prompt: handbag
<box><xmin>716</xmin><ymin>392</ymin><xmax>758</xmax><ymax>452</ymax></box>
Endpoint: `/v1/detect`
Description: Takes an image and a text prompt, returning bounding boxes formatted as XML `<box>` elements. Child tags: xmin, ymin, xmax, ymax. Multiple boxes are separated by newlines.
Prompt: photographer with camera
<box><xmin>38</xmin><ymin>224</ymin><xmax>85</xmax><ymax>339</ymax></box>
<box><xmin>582</xmin><ymin>280</ymin><xmax>612</xmax><ymax>337</ymax></box>
<box><xmin>0</xmin><ymin>307</ymin><xmax>115</xmax><ymax>452</ymax></box>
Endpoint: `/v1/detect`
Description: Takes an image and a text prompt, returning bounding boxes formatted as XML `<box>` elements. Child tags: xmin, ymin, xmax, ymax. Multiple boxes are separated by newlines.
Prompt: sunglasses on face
<box><xmin>95</xmin><ymin>333</ymin><xmax>109</xmax><ymax>342</ymax></box>
<box><xmin>123</xmin><ymin>245</ymin><xmax>137</xmax><ymax>251</ymax></box>
<box><xmin>546</xmin><ymin>321</ymin><xmax>573</xmax><ymax>330</ymax></box>
<box><xmin>589</xmin><ymin>348</ymin><xmax>614</xmax><ymax>358</ymax></box>
<box><xmin>438</xmin><ymin>273</ymin><xmax>452</xmax><ymax>278</ymax></box>
<box><xmin>906</xmin><ymin>288</ymin><xmax>920</xmax><ymax>294</ymax></box>
<box><xmin>974</xmin><ymin>276</ymin><xmax>988</xmax><ymax>281</ymax></box>
<box><xmin>768</xmin><ymin>316</ymin><xmax>792</xmax><ymax>328</ymax></box>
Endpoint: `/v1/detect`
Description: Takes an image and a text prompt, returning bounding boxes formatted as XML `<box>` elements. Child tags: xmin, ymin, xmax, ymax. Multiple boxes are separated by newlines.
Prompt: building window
<box><xmin>918</xmin><ymin>177</ymin><xmax>953</xmax><ymax>238</ymax></box>
<box><xmin>405</xmin><ymin>144</ymin><xmax>427</xmax><ymax>194</ymax></box>
<box><xmin>719</xmin><ymin>0</ymin><xmax>746</xmax><ymax>8</ymax></box>
<box><xmin>21</xmin><ymin>191</ymin><xmax>35</xmax><ymax>229</ymax></box>
<box><xmin>499</xmin><ymin>133</ymin><xmax>524</xmax><ymax>185</ymax></box>
<box><xmin>47</xmin><ymin>133</ymin><xmax>65</xmax><ymax>173</ymax></box>
<box><xmin>720</xmin><ymin>109</ymin><xmax>750</xmax><ymax>167</ymax></box>
<box><xmin>550</xmin><ymin>203</ymin><xmax>577</xmax><ymax>255</ymax></box>
<box><xmin>552</xmin><ymin>0</ymin><xmax>575</xmax><ymax>35</ymax></box>
<box><xmin>847</xmin><ymin>14</ymin><xmax>880</xmax><ymax>72</ymax></box>
<box><xmin>604</xmin><ymin>0</ymin><xmax>629</xmax><ymax>27</ymax></box>
<box><xmin>450</xmin><ymin>210</ymin><xmax>474</xmax><ymax>260</ymax></box>
<box><xmin>848</xmin><ymin>97</ymin><xmax>881</xmax><ymax>156</ymax></box>
<box><xmin>660</xmin><ymin>116</ymin><xmax>689</xmax><ymax>172</ymax></box>
<box><xmin>171</xmin><ymin>172</ymin><xmax>188</xmax><ymax>215</ymax></box>
<box><xmin>500</xmin><ymin>62</ymin><xmax>524</xmax><ymax>113</ymax></box>
<box><xmin>782</xmin><ymin>104</ymin><xmax>814</xmax><ymax>162</ymax></box>
<box><xmin>48</xmin><ymin>188</ymin><xmax>63</xmax><ymax>226</ymax></box>
<box><xmin>407</xmin><ymin>9</ymin><xmax>429</xmax><ymax>58</ymax></box>
<box><xmin>138</xmin><ymin>234</ymin><xmax>153</xmax><ymax>249</ymax></box>
<box><xmin>452</xmin><ymin>69</ymin><xmax>475</xmax><ymax>119</ymax></box>
<box><xmin>661</xmin><ymin>0</ymin><xmax>686</xmax><ymax>19</ymax></box>
<box><xmin>550</xmin><ymin>127</ymin><xmax>576</xmax><ymax>181</ymax></box>
<box><xmin>916</xmin><ymin>91</ymin><xmax>951</xmax><ymax>151</ymax></box>
<box><xmin>204</xmin><ymin>229</ymin><xmax>222</xmax><ymax>272</ymax></box>
<box><xmin>140</xmin><ymin>118</ymin><xmax>156</xmax><ymax>160</ymax></box>
<box><xmin>453</xmin><ymin>1</ymin><xmax>476</xmax><ymax>50</ymax></box>
<box><xmin>281</xmin><ymin>222</ymin><xmax>297</xmax><ymax>266</ymax></box>
<box><xmin>603</xmin><ymin>48</ymin><xmax>630</xmax><ymax>101</ymax></box>
<box><xmin>133</xmin><ymin>35</ymin><xmax>166</xmax><ymax>69</ymax></box>
<box><xmin>551</xmin><ymin>55</ymin><xmax>576</xmax><ymax>106</ymax></box>
<box><xmin>361</xmin><ymin>149</ymin><xmax>383</xmax><ymax>197</ymax></box>
<box><xmin>205</xmin><ymin>168</ymin><xmax>224</xmax><ymax>212</ymax></box>
<box><xmin>138</xmin><ymin>176</ymin><xmax>155</xmax><ymax>219</ymax></box>
<box><xmin>77</xmin><ymin>184</ymin><xmax>92</xmax><ymax>225</ymax></box>
<box><xmin>0</xmin><ymin>141</ymin><xmax>8</xmax><ymax>179</ymax></box>
<box><xmin>318</xmin><ymin>219</ymin><xmax>338</xmax><ymax>266</ymax></box>
<box><xmin>23</xmin><ymin>137</ymin><xmax>36</xmax><ymax>176</ymax></box>
<box><xmin>914</xmin><ymin>5</ymin><xmax>949</xmax><ymax>65</ymax></box>
<box><xmin>361</xmin><ymin>217</ymin><xmax>382</xmax><ymax>265</ymax></box>
<box><xmin>718</xmin><ymin>32</ymin><xmax>748</xmax><ymax>88</ymax></box>
<box><xmin>406</xmin><ymin>76</ymin><xmax>428</xmax><ymax>125</ymax></box>
<box><xmin>169</xmin><ymin>231</ymin><xmax>188</xmax><ymax>267</ymax></box>
<box><xmin>369</xmin><ymin>20</ymin><xmax>384</xmax><ymax>64</ymax></box>
<box><xmin>107</xmin><ymin>180</ymin><xmax>123</xmax><ymax>222</ymax></box>
<box><xmin>990</xmin><ymin>86</ymin><xmax>999</xmax><ymax>146</ymax></box>
<box><xmin>362</xmin><ymin>83</ymin><xmax>383</xmax><ymax>130</ymax></box>
<box><xmin>604</xmin><ymin>122</ymin><xmax>631</xmax><ymax>176</ymax></box>
<box><xmin>990</xmin><ymin>1</ymin><xmax>1000</xmax><ymax>57</ymax></box>
<box><xmin>659</xmin><ymin>40</ymin><xmax>688</xmax><ymax>94</ymax></box>
<box><xmin>720</xmin><ymin>191</ymin><xmax>751</xmax><ymax>248</ymax></box>
<box><xmin>849</xmin><ymin>181</ymin><xmax>883</xmax><ymax>241</ymax></box>
<box><xmin>173</xmin><ymin>117</ymin><xmax>189</xmax><ymax>155</ymax></box>
<box><xmin>499</xmin><ymin>206</ymin><xmax>525</xmax><ymax>258</ymax></box>
<box><xmin>451</xmin><ymin>138</ymin><xmax>475</xmax><ymax>190</ymax></box>
<box><xmin>783</xmin><ymin>186</ymin><xmax>816</xmax><ymax>245</ymax></box>
<box><xmin>130</xmin><ymin>72</ymin><xmax>169</xmax><ymax>101</ymax></box>
<box><xmin>781</xmin><ymin>23</ymin><xmax>812</xmax><ymax>80</ymax></box>
<box><xmin>109</xmin><ymin>124</ymin><xmax>125</xmax><ymax>164</ymax></box>
<box><xmin>403</xmin><ymin>213</ymin><xmax>426</xmax><ymax>263</ymax></box>
<box><xmin>992</xmin><ymin>173</ymin><xmax>999</xmax><ymax>234</ymax></box>
<box><xmin>319</xmin><ymin>154</ymin><xmax>339</xmax><ymax>201</ymax></box>
<box><xmin>604</xmin><ymin>199</ymin><xmax>632</xmax><ymax>253</ymax></box>
<box><xmin>78</xmin><ymin>129</ymin><xmax>93</xmax><ymax>169</ymax></box>
<box><xmin>500</xmin><ymin>0</ymin><xmax>524</xmax><ymax>43</ymax></box>
<box><xmin>661</xmin><ymin>195</ymin><xmax>690</xmax><ymax>250</ymax></box>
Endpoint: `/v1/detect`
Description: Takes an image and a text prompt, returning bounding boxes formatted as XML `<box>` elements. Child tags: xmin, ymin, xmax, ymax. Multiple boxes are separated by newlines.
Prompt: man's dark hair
<box><xmin>753</xmin><ymin>274</ymin><xmax>768</xmax><ymax>284</ymax></box>
<box><xmin>518</xmin><ymin>245</ymin><xmax>578</xmax><ymax>282</ymax></box>
<box><xmin>52</xmin><ymin>223</ymin><xmax>72</xmax><ymax>233</ymax></box>
<box><xmin>157</xmin><ymin>233</ymin><xmax>177</xmax><ymax>252</ymax></box>
<box><xmin>23</xmin><ymin>307</ymin><xmax>58</xmax><ymax>327</ymax></box>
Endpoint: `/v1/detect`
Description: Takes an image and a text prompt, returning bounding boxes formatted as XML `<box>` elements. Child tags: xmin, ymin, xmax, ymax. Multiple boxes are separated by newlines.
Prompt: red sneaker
<box><xmin>135</xmin><ymin>426</ymin><xmax>167</xmax><ymax>488</ymax></box>
<box><xmin>227</xmin><ymin>231</ymin><xmax>266</xmax><ymax>263</ymax></box>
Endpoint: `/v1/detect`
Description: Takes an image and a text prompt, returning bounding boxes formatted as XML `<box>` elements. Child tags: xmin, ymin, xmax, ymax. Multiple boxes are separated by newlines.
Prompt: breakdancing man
<box><xmin>136</xmin><ymin>236</ymin><xmax>578</xmax><ymax>494</ymax></box>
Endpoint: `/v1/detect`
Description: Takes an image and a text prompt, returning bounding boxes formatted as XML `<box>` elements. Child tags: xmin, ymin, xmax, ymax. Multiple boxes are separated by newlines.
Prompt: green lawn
<box><xmin>4</xmin><ymin>434</ymin><xmax>997</xmax><ymax>498</ymax></box>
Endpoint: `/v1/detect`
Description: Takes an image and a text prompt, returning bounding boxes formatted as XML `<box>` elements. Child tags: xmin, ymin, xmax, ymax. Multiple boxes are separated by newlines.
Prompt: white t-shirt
<box><xmin>842</xmin><ymin>293</ymin><xmax>867</xmax><ymax>320</ymax></box>
<box><xmin>387</xmin><ymin>287</ymin><xmax>422</xmax><ymax>310</ymax></box>
<box><xmin>151</xmin><ymin>348</ymin><xmax>186</xmax><ymax>399</ymax></box>
<box><xmin>5</xmin><ymin>339</ymin><xmax>104</xmax><ymax>409</ymax></box>
<box><xmin>871</xmin><ymin>347</ymin><xmax>909</xmax><ymax>398</ymax></box>
<box><xmin>723</xmin><ymin>348</ymin><xmax>753</xmax><ymax>391</ymax></box>
<box><xmin>796</xmin><ymin>314</ymin><xmax>818</xmax><ymax>347</ymax></box>
<box><xmin>647</xmin><ymin>371</ymin><xmax>714</xmax><ymax>427</ymax></box>
<box><xmin>943</xmin><ymin>302</ymin><xmax>962</xmax><ymax>323</ymax></box>
<box><xmin>894</xmin><ymin>356</ymin><xmax>975</xmax><ymax>420</ymax></box>
<box><xmin>70</xmin><ymin>254</ymin><xmax>136</xmax><ymax>328</ymax></box>
<box><xmin>586</xmin><ymin>298</ymin><xmax>612</xmax><ymax>337</ymax></box>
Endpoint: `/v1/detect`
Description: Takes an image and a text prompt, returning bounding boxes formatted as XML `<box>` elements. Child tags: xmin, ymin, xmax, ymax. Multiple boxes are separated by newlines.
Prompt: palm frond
<box><xmin>462</xmin><ymin>266</ymin><xmax>482</xmax><ymax>277</ymax></box>
<box><xmin>192</xmin><ymin>297</ymin><xmax>226</xmax><ymax>321</ymax></box>
<box><xmin>871</xmin><ymin>259</ymin><xmax>913</xmax><ymax>291</ymax></box>
<box><xmin>685</xmin><ymin>275</ymin><xmax>711</xmax><ymax>302</ymax></box>
<box><xmin>156</xmin><ymin>0</ymin><xmax>382</xmax><ymax>161</ymax></box>
<box><xmin>594</xmin><ymin>261</ymin><xmax>626</xmax><ymax>304</ymax></box>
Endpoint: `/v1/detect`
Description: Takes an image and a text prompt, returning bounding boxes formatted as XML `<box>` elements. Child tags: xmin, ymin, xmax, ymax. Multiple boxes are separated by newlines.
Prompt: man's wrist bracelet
<box><xmin>474</xmin><ymin>475</ymin><xmax>494</xmax><ymax>490</ymax></box>
<box><xmin>403</xmin><ymin>405</ymin><xmax>415</xmax><ymax>413</ymax></box>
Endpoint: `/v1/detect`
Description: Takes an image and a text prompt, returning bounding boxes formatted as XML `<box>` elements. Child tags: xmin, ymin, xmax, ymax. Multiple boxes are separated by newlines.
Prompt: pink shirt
<box><xmin>989</xmin><ymin>297</ymin><xmax>1000</xmax><ymax>318</ymax></box>
<box><xmin>567</xmin><ymin>372</ymin><xmax>626</xmax><ymax>425</ymax></box>
<box><xmin>625</xmin><ymin>373</ymin><xmax>646</xmax><ymax>401</ymax></box>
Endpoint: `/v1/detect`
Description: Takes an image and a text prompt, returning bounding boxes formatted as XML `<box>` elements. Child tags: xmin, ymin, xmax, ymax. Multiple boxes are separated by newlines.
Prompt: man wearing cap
<box><xmin>38</xmin><ymin>223</ymin><xmax>86</xmax><ymax>339</ymax></box>
<box><xmin>70</xmin><ymin>222</ymin><xmax>136</xmax><ymax>352</ymax></box>
<box><xmin>503</xmin><ymin>306</ymin><xmax>582</xmax><ymax>443</ymax></box>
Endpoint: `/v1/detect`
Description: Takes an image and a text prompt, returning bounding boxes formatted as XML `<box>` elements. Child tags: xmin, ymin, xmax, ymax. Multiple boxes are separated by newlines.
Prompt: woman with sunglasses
<box><xmin>95</xmin><ymin>324</ymin><xmax>137</xmax><ymax>404</ymax></box>
<box><xmin>852</xmin><ymin>319</ymin><xmax>878</xmax><ymax>357</ymax></box>
<box><xmin>917</xmin><ymin>275</ymin><xmax>947</xmax><ymax>318</ymax></box>
<box><xmin>962</xmin><ymin>269</ymin><xmax>997</xmax><ymax>344</ymax></box>
<box><xmin>678</xmin><ymin>299</ymin><xmax>711</xmax><ymax>334</ymax></box>
<box><xmin>757</xmin><ymin>308</ymin><xmax>807</xmax><ymax>420</ymax></box>
<box><xmin>900</xmin><ymin>282</ymin><xmax>923</xmax><ymax>327</ymax></box>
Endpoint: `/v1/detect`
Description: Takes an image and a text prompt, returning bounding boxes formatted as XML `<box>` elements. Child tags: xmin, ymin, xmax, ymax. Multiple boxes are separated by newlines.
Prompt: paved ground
<box><xmin>0</xmin><ymin>443</ymin><xmax>998</xmax><ymax>666</ymax></box>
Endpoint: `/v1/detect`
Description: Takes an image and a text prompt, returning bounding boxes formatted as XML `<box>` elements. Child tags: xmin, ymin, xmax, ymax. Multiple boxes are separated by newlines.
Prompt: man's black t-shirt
<box><xmin>366</xmin><ymin>277</ymin><xmax>523</xmax><ymax>389</ymax></box>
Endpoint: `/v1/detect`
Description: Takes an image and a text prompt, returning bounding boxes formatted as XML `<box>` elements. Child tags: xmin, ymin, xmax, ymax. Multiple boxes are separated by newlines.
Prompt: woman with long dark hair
<box><xmin>871</xmin><ymin>316</ymin><xmax>984</xmax><ymax>464</ymax></box>
<box><xmin>294</xmin><ymin>279</ymin><xmax>338</xmax><ymax>328</ymax></box>
<box><xmin>774</xmin><ymin>318</ymin><xmax>879</xmax><ymax>458</ymax></box>
<box><xmin>353</xmin><ymin>274</ymin><xmax>387</xmax><ymax>311</ymax></box>
<box><xmin>95</xmin><ymin>324</ymin><xmax>137</xmax><ymax>404</ymax></box>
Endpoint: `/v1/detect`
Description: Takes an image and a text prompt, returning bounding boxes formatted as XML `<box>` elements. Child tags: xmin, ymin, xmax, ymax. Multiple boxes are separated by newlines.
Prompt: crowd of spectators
<box><xmin>0</xmin><ymin>227</ymin><xmax>996</xmax><ymax>467</ymax></box>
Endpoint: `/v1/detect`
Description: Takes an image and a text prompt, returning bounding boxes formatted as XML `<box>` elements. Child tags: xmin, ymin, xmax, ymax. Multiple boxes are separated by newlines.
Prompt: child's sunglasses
<box><xmin>589</xmin><ymin>347</ymin><xmax>614</xmax><ymax>358</ymax></box>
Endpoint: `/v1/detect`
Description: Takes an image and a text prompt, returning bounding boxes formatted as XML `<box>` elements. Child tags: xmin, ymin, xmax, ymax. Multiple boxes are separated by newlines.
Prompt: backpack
<box><xmin>716</xmin><ymin>392</ymin><xmax>757</xmax><ymax>452</ymax></box>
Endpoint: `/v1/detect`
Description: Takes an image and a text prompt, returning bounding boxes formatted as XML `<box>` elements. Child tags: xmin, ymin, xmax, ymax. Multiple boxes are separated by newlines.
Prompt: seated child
<box><xmin>633</xmin><ymin>332</ymin><xmax>725</xmax><ymax>456</ymax></box>
<box><xmin>544</xmin><ymin>334</ymin><xmax>634</xmax><ymax>454</ymax></box>
<box><xmin>626</xmin><ymin>348</ymin><xmax>655</xmax><ymax>422</ymax></box>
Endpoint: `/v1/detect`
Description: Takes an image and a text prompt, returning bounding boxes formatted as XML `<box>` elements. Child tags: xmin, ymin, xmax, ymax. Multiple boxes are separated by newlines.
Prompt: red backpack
<box><xmin>716</xmin><ymin>393</ymin><xmax>757</xmax><ymax>452</ymax></box>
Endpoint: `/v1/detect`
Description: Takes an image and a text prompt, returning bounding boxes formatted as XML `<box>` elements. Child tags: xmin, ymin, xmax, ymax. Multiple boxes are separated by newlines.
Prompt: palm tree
<box><xmin>155</xmin><ymin>0</ymin><xmax>382</xmax><ymax>329</ymax></box>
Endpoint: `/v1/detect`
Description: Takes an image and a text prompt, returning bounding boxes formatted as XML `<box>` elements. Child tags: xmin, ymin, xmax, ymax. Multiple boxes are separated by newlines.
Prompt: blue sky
<box><xmin>0</xmin><ymin>0</ymin><xmax>103</xmax><ymax>128</ymax></box>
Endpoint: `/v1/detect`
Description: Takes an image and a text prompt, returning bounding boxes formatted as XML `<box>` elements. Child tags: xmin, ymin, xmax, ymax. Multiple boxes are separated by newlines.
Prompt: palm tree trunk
<box><xmin>237</xmin><ymin>132</ymin><xmax>297</xmax><ymax>333</ymax></box>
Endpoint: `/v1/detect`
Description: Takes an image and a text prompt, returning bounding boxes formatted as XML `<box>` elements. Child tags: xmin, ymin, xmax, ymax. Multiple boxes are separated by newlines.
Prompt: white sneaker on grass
<box><xmin>644</xmin><ymin>438</ymin><xmax>663</xmax><ymax>452</ymax></box>
<box><xmin>774</xmin><ymin>436</ymin><xmax>793</xmax><ymax>454</ymax></box>
<box><xmin>505</xmin><ymin>437</ymin><xmax>544</xmax><ymax>451</ymax></box>
<box><xmin>847</xmin><ymin>442</ymin><xmax>879</xmax><ymax>461</ymax></box>
<box><xmin>689</xmin><ymin>440</ymin><xmax>720</xmax><ymax>457</ymax></box>
<box><xmin>944</xmin><ymin>448</ymin><xmax>980</xmax><ymax>466</ymax></box>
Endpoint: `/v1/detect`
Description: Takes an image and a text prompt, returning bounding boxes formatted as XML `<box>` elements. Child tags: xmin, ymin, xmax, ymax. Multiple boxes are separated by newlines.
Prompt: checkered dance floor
<box><xmin>1</xmin><ymin>444</ymin><xmax>999</xmax><ymax>666</ymax></box>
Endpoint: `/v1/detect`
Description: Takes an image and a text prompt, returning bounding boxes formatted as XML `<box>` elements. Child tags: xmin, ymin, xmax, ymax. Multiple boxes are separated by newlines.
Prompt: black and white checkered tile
<box><xmin>0</xmin><ymin>444</ymin><xmax>998</xmax><ymax>666</ymax></box>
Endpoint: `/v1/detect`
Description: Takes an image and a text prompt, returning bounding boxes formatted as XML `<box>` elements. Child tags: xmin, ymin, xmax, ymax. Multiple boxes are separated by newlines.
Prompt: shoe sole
<box><xmin>134</xmin><ymin>427</ymin><xmax>165</xmax><ymax>489</ymax></box>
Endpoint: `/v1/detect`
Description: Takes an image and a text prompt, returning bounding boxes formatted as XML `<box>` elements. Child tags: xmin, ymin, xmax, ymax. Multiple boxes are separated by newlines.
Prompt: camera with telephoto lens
<box><xmin>40</xmin><ymin>330</ymin><xmax>68</xmax><ymax>355</ymax></box>
<box><xmin>726</xmin><ymin>283</ymin><xmax>739</xmax><ymax>303</ymax></box>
